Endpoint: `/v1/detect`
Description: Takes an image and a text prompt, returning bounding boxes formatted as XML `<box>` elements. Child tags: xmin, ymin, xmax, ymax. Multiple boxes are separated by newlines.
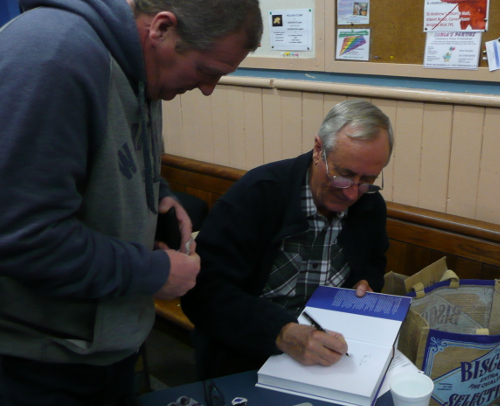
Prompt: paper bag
<box><xmin>382</xmin><ymin>257</ymin><xmax>455</xmax><ymax>296</ymax></box>
<box><xmin>398</xmin><ymin>277</ymin><xmax>500</xmax><ymax>406</ymax></box>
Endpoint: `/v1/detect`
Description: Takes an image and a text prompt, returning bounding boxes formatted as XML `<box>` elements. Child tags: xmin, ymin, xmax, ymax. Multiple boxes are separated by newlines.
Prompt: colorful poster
<box><xmin>269</xmin><ymin>9</ymin><xmax>313</xmax><ymax>52</ymax></box>
<box><xmin>336</xmin><ymin>29</ymin><xmax>370</xmax><ymax>61</ymax></box>
<box><xmin>424</xmin><ymin>31</ymin><xmax>482</xmax><ymax>70</ymax></box>
<box><xmin>337</xmin><ymin>0</ymin><xmax>370</xmax><ymax>25</ymax></box>
<box><xmin>423</xmin><ymin>0</ymin><xmax>489</xmax><ymax>32</ymax></box>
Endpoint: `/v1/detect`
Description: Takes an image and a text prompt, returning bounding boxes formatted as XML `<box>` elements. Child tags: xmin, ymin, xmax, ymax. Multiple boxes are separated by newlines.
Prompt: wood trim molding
<box><xmin>219</xmin><ymin>76</ymin><xmax>500</xmax><ymax>108</ymax></box>
<box><xmin>386</xmin><ymin>202</ymin><xmax>500</xmax><ymax>244</ymax></box>
<box><xmin>162</xmin><ymin>154</ymin><xmax>247</xmax><ymax>183</ymax></box>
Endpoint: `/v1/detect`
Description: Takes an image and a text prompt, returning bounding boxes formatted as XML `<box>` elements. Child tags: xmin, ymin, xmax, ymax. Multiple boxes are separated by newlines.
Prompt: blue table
<box><xmin>138</xmin><ymin>370</ymin><xmax>394</xmax><ymax>406</ymax></box>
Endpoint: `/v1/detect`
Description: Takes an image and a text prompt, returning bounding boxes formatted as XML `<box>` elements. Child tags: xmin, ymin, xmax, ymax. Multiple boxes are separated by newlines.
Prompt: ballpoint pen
<box><xmin>302</xmin><ymin>311</ymin><xmax>351</xmax><ymax>357</ymax></box>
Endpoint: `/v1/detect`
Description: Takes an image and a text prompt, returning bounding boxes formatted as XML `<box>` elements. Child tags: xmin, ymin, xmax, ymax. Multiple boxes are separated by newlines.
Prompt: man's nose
<box><xmin>342</xmin><ymin>184</ymin><xmax>360</xmax><ymax>200</ymax></box>
<box><xmin>198</xmin><ymin>77</ymin><xmax>221</xmax><ymax>96</ymax></box>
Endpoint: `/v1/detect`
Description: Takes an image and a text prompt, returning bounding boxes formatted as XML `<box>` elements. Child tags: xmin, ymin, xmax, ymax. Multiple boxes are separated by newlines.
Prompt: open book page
<box><xmin>257</xmin><ymin>340</ymin><xmax>393</xmax><ymax>402</ymax></box>
<box><xmin>298</xmin><ymin>307</ymin><xmax>402</xmax><ymax>347</ymax></box>
<box><xmin>299</xmin><ymin>287</ymin><xmax>411</xmax><ymax>347</ymax></box>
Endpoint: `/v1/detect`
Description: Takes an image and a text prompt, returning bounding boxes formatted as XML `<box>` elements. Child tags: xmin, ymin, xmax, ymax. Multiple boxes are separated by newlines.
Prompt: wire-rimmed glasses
<box><xmin>322</xmin><ymin>150</ymin><xmax>383</xmax><ymax>194</ymax></box>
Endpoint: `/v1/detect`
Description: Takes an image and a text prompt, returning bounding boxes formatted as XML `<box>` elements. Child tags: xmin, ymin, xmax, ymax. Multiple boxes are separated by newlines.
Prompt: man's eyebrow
<box><xmin>334</xmin><ymin>165</ymin><xmax>379</xmax><ymax>181</ymax></box>
<box><xmin>334</xmin><ymin>165</ymin><xmax>356</xmax><ymax>177</ymax></box>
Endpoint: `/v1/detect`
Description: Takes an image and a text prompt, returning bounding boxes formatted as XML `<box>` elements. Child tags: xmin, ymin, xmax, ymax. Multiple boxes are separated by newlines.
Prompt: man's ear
<box><xmin>313</xmin><ymin>135</ymin><xmax>323</xmax><ymax>165</ymax></box>
<box><xmin>149</xmin><ymin>11</ymin><xmax>178</xmax><ymax>43</ymax></box>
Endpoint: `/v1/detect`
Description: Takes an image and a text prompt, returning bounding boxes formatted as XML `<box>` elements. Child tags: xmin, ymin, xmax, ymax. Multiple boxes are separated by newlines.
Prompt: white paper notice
<box><xmin>485</xmin><ymin>39</ymin><xmax>500</xmax><ymax>72</ymax></box>
<box><xmin>269</xmin><ymin>9</ymin><xmax>313</xmax><ymax>52</ymax></box>
<box><xmin>423</xmin><ymin>0</ymin><xmax>489</xmax><ymax>32</ymax></box>
<box><xmin>424</xmin><ymin>31</ymin><xmax>482</xmax><ymax>70</ymax></box>
<box><xmin>337</xmin><ymin>0</ymin><xmax>370</xmax><ymax>25</ymax></box>
<box><xmin>336</xmin><ymin>29</ymin><xmax>370</xmax><ymax>61</ymax></box>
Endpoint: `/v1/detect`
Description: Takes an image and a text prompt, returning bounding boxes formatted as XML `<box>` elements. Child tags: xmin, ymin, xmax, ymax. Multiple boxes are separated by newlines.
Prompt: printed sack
<box><xmin>382</xmin><ymin>257</ymin><xmax>451</xmax><ymax>297</ymax></box>
<box><xmin>398</xmin><ymin>277</ymin><xmax>500</xmax><ymax>406</ymax></box>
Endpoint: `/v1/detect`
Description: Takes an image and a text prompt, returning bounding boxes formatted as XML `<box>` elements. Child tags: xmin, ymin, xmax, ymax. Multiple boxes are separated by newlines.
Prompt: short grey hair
<box><xmin>131</xmin><ymin>0</ymin><xmax>263</xmax><ymax>52</ymax></box>
<box><xmin>318</xmin><ymin>99</ymin><xmax>394</xmax><ymax>159</ymax></box>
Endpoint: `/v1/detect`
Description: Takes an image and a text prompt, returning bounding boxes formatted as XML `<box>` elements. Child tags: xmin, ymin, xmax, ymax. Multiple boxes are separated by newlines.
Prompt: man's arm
<box><xmin>181</xmin><ymin>180</ymin><xmax>298</xmax><ymax>357</ymax></box>
<box><xmin>0</xmin><ymin>20</ymin><xmax>191</xmax><ymax>299</ymax></box>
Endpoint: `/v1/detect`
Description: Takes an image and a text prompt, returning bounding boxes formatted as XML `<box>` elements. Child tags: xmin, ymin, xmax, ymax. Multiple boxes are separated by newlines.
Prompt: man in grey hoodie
<box><xmin>0</xmin><ymin>0</ymin><xmax>263</xmax><ymax>404</ymax></box>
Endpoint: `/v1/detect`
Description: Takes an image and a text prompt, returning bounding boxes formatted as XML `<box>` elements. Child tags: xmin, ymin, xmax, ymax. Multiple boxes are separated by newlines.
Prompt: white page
<box><xmin>300</xmin><ymin>307</ymin><xmax>402</xmax><ymax>347</ymax></box>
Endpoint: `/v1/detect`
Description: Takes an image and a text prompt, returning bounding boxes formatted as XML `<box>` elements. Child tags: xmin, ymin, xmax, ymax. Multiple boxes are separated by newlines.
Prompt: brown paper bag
<box><xmin>383</xmin><ymin>257</ymin><xmax>456</xmax><ymax>296</ymax></box>
<box><xmin>398</xmin><ymin>278</ymin><xmax>500</xmax><ymax>406</ymax></box>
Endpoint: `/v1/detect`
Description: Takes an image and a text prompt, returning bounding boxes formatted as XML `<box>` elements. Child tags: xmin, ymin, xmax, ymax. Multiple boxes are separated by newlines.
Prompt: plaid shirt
<box><xmin>261</xmin><ymin>169</ymin><xmax>351</xmax><ymax>316</ymax></box>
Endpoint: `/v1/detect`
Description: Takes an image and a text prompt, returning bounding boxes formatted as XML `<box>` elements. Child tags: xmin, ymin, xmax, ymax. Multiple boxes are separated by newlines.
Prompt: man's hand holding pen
<box><xmin>275</xmin><ymin>282</ymin><xmax>373</xmax><ymax>367</ymax></box>
<box><xmin>275</xmin><ymin>321</ymin><xmax>349</xmax><ymax>367</ymax></box>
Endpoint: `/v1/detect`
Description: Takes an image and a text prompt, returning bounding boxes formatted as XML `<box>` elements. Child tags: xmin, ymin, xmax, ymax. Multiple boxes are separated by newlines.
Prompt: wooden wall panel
<box><xmin>185</xmin><ymin>187</ymin><xmax>211</xmax><ymax>206</ymax></box>
<box><xmin>243</xmin><ymin>87</ymin><xmax>264</xmax><ymax>169</ymax></box>
<box><xmin>280</xmin><ymin>90</ymin><xmax>303</xmax><ymax>159</ymax></box>
<box><xmin>419</xmin><ymin>103</ymin><xmax>453</xmax><ymax>213</ymax></box>
<box><xmin>161</xmin><ymin>83</ymin><xmax>500</xmax><ymax>226</ymax></box>
<box><xmin>262</xmin><ymin>89</ymin><xmax>283</xmax><ymax>164</ymax></box>
<box><xmin>454</xmin><ymin>257</ymin><xmax>483</xmax><ymax>280</ymax></box>
<box><xmin>447</xmin><ymin>105</ymin><xmax>484</xmax><ymax>218</ymax></box>
<box><xmin>373</xmin><ymin>98</ymin><xmax>397</xmax><ymax>203</ymax></box>
<box><xmin>178</xmin><ymin>91</ymin><xmax>213</xmax><ymax>163</ymax></box>
<box><xmin>386</xmin><ymin>240</ymin><xmax>408</xmax><ymax>273</ymax></box>
<box><xmin>210</xmin><ymin>87</ymin><xmax>231</xmax><ymax>166</ymax></box>
<box><xmin>302</xmin><ymin>92</ymin><xmax>324</xmax><ymax>153</ymax></box>
<box><xmin>483</xmin><ymin>265</ymin><xmax>500</xmax><ymax>280</ymax></box>
<box><xmin>405</xmin><ymin>245</ymin><xmax>433</xmax><ymax>276</ymax></box>
<box><xmin>391</xmin><ymin>101</ymin><xmax>424</xmax><ymax>207</ymax></box>
<box><xmin>226</xmin><ymin>88</ymin><xmax>246</xmax><ymax>169</ymax></box>
<box><xmin>163</xmin><ymin>97</ymin><xmax>183</xmax><ymax>156</ymax></box>
<box><xmin>477</xmin><ymin>108</ymin><xmax>500</xmax><ymax>225</ymax></box>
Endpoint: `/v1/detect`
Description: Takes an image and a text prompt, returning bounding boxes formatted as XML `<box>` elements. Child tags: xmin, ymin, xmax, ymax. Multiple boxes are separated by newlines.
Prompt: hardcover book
<box><xmin>256</xmin><ymin>286</ymin><xmax>412</xmax><ymax>406</ymax></box>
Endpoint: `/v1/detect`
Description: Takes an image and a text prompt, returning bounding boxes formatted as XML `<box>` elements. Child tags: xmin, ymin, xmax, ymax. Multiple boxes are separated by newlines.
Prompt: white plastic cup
<box><xmin>389</xmin><ymin>371</ymin><xmax>434</xmax><ymax>406</ymax></box>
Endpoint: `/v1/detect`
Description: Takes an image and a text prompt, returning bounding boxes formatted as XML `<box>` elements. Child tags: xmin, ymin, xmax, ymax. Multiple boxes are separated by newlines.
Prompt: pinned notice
<box><xmin>424</xmin><ymin>31</ymin><xmax>482</xmax><ymax>70</ymax></box>
<box><xmin>485</xmin><ymin>39</ymin><xmax>500</xmax><ymax>71</ymax></box>
<box><xmin>423</xmin><ymin>0</ymin><xmax>489</xmax><ymax>32</ymax></box>
<box><xmin>269</xmin><ymin>9</ymin><xmax>313</xmax><ymax>52</ymax></box>
<box><xmin>336</xmin><ymin>29</ymin><xmax>370</xmax><ymax>61</ymax></box>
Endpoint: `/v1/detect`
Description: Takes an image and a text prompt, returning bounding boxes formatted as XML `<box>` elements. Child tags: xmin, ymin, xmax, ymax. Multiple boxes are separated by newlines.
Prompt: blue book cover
<box><xmin>307</xmin><ymin>286</ymin><xmax>412</xmax><ymax>322</ymax></box>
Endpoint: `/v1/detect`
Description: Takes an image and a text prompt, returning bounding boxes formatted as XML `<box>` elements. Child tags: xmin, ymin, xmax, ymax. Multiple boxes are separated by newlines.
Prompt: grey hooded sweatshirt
<box><xmin>0</xmin><ymin>0</ymin><xmax>171</xmax><ymax>365</ymax></box>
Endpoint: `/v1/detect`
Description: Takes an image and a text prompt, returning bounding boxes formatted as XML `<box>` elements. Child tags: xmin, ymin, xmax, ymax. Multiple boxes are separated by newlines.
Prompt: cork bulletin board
<box><xmin>345</xmin><ymin>0</ymin><xmax>500</xmax><ymax>67</ymax></box>
<box><xmin>241</xmin><ymin>0</ymin><xmax>500</xmax><ymax>81</ymax></box>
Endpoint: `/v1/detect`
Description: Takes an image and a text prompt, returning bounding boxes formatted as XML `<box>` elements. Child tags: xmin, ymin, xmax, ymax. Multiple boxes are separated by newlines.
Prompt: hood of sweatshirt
<box><xmin>18</xmin><ymin>0</ymin><xmax>159</xmax><ymax>213</ymax></box>
<box><xmin>18</xmin><ymin>0</ymin><xmax>146</xmax><ymax>88</ymax></box>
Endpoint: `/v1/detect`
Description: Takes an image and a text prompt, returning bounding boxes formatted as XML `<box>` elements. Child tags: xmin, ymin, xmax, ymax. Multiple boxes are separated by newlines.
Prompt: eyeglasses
<box><xmin>322</xmin><ymin>150</ymin><xmax>383</xmax><ymax>194</ymax></box>
<box><xmin>203</xmin><ymin>380</ymin><xmax>226</xmax><ymax>406</ymax></box>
